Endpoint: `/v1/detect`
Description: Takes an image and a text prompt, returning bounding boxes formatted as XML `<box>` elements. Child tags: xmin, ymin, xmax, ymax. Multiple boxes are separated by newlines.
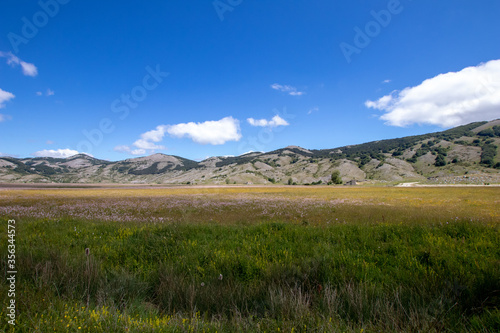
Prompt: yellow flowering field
<box><xmin>0</xmin><ymin>185</ymin><xmax>499</xmax><ymax>332</ymax></box>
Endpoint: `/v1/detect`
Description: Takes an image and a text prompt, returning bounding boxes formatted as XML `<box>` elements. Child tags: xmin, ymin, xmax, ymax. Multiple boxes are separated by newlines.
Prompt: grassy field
<box><xmin>1</xmin><ymin>186</ymin><xmax>499</xmax><ymax>332</ymax></box>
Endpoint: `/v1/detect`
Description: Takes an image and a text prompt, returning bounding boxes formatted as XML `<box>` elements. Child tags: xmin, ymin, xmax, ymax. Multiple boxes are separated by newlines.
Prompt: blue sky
<box><xmin>0</xmin><ymin>0</ymin><xmax>499</xmax><ymax>161</ymax></box>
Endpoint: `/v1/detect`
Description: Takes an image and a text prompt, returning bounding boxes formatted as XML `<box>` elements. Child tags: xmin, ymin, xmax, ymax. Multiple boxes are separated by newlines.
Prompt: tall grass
<box><xmin>1</xmin><ymin>187</ymin><xmax>499</xmax><ymax>331</ymax></box>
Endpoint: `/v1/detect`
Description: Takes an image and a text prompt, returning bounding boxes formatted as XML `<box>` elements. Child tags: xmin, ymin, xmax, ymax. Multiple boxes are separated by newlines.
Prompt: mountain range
<box><xmin>1</xmin><ymin>120</ymin><xmax>499</xmax><ymax>185</ymax></box>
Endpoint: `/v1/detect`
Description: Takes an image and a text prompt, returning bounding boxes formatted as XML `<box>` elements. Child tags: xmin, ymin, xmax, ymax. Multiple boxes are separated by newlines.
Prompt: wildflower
<box><xmin>201</xmin><ymin>282</ymin><xmax>205</xmax><ymax>287</ymax></box>
<box><xmin>218</xmin><ymin>274</ymin><xmax>223</xmax><ymax>280</ymax></box>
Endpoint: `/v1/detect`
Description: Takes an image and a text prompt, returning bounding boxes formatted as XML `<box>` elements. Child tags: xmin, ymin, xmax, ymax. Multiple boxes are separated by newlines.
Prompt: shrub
<box><xmin>434</xmin><ymin>154</ymin><xmax>446</xmax><ymax>167</ymax></box>
<box><xmin>480</xmin><ymin>144</ymin><xmax>497</xmax><ymax>167</ymax></box>
<box><xmin>478</xmin><ymin>128</ymin><xmax>495</xmax><ymax>137</ymax></box>
<box><xmin>331</xmin><ymin>171</ymin><xmax>343</xmax><ymax>185</ymax></box>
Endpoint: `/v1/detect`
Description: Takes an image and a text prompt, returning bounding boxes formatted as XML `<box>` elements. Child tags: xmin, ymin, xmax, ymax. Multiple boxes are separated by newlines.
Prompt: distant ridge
<box><xmin>1</xmin><ymin>120</ymin><xmax>499</xmax><ymax>184</ymax></box>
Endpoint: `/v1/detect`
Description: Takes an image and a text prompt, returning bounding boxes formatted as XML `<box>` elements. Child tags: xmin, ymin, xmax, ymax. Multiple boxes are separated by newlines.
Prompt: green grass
<box><xmin>1</xmin><ymin>187</ymin><xmax>499</xmax><ymax>332</ymax></box>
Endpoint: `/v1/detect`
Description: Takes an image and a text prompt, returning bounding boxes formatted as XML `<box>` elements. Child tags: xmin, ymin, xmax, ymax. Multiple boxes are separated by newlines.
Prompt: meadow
<box><xmin>0</xmin><ymin>186</ymin><xmax>499</xmax><ymax>332</ymax></box>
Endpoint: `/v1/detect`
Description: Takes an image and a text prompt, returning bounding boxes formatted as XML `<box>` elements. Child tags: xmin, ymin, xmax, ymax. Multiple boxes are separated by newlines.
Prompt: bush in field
<box><xmin>331</xmin><ymin>170</ymin><xmax>343</xmax><ymax>184</ymax></box>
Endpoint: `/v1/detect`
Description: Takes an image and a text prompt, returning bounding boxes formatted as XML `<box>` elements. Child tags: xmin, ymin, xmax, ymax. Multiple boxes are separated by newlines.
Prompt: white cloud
<box><xmin>33</xmin><ymin>149</ymin><xmax>81</xmax><ymax>158</ymax></box>
<box><xmin>0</xmin><ymin>152</ymin><xmax>18</xmax><ymax>157</ymax></box>
<box><xmin>0</xmin><ymin>88</ymin><xmax>15</xmax><ymax>109</ymax></box>
<box><xmin>131</xmin><ymin>149</ymin><xmax>146</xmax><ymax>155</ymax></box>
<box><xmin>271</xmin><ymin>83</ymin><xmax>305</xmax><ymax>96</ymax></box>
<box><xmin>366</xmin><ymin>59</ymin><xmax>500</xmax><ymax>127</ymax></box>
<box><xmin>247</xmin><ymin>115</ymin><xmax>290</xmax><ymax>127</ymax></box>
<box><xmin>133</xmin><ymin>139</ymin><xmax>165</xmax><ymax>150</ymax></box>
<box><xmin>140</xmin><ymin>125</ymin><xmax>167</xmax><ymax>142</ymax></box>
<box><xmin>132</xmin><ymin>125</ymin><xmax>168</xmax><ymax>150</ymax></box>
<box><xmin>114</xmin><ymin>145</ymin><xmax>131</xmax><ymax>153</ymax></box>
<box><xmin>366</xmin><ymin>94</ymin><xmax>393</xmax><ymax>110</ymax></box>
<box><xmin>382</xmin><ymin>79</ymin><xmax>391</xmax><ymax>84</ymax></box>
<box><xmin>118</xmin><ymin>117</ymin><xmax>241</xmax><ymax>156</ymax></box>
<box><xmin>307</xmin><ymin>107</ymin><xmax>319</xmax><ymax>115</ymax></box>
<box><xmin>166</xmin><ymin>116</ymin><xmax>241</xmax><ymax>145</ymax></box>
<box><xmin>0</xmin><ymin>51</ymin><xmax>38</xmax><ymax>77</ymax></box>
<box><xmin>20</xmin><ymin>62</ymin><xmax>38</xmax><ymax>76</ymax></box>
<box><xmin>240</xmin><ymin>150</ymin><xmax>262</xmax><ymax>155</ymax></box>
<box><xmin>36</xmin><ymin>89</ymin><xmax>55</xmax><ymax>97</ymax></box>
<box><xmin>114</xmin><ymin>145</ymin><xmax>146</xmax><ymax>155</ymax></box>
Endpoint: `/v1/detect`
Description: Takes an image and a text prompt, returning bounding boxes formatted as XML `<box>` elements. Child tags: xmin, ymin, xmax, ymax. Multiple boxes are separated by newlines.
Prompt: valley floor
<box><xmin>1</xmin><ymin>187</ymin><xmax>499</xmax><ymax>332</ymax></box>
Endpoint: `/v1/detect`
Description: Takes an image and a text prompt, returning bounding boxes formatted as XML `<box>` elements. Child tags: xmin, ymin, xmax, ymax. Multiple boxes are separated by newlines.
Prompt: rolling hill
<box><xmin>1</xmin><ymin>120</ymin><xmax>499</xmax><ymax>185</ymax></box>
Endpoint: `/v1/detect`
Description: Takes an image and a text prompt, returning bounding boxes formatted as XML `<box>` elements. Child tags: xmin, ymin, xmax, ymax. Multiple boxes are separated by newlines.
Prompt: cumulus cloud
<box><xmin>0</xmin><ymin>88</ymin><xmax>15</xmax><ymax>109</ymax></box>
<box><xmin>32</xmin><ymin>149</ymin><xmax>82</xmax><ymax>158</ymax></box>
<box><xmin>133</xmin><ymin>139</ymin><xmax>165</xmax><ymax>150</ymax></box>
<box><xmin>132</xmin><ymin>125</ymin><xmax>168</xmax><ymax>150</ymax></box>
<box><xmin>166</xmin><ymin>116</ymin><xmax>241</xmax><ymax>145</ymax></box>
<box><xmin>139</xmin><ymin>125</ymin><xmax>168</xmax><ymax>143</ymax></box>
<box><xmin>20</xmin><ymin>62</ymin><xmax>38</xmax><ymax>77</ymax></box>
<box><xmin>366</xmin><ymin>59</ymin><xmax>500</xmax><ymax>127</ymax></box>
<box><xmin>0</xmin><ymin>51</ymin><xmax>38</xmax><ymax>77</ymax></box>
<box><xmin>247</xmin><ymin>115</ymin><xmax>290</xmax><ymax>127</ymax></box>
<box><xmin>114</xmin><ymin>145</ymin><xmax>146</xmax><ymax>155</ymax></box>
<box><xmin>116</xmin><ymin>117</ymin><xmax>242</xmax><ymax>156</ymax></box>
<box><xmin>271</xmin><ymin>83</ymin><xmax>305</xmax><ymax>96</ymax></box>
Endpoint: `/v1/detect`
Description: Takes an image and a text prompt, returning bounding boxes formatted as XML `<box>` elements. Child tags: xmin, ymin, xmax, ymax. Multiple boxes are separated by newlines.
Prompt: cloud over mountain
<box><xmin>33</xmin><ymin>149</ymin><xmax>82</xmax><ymax>158</ymax></box>
<box><xmin>366</xmin><ymin>59</ymin><xmax>500</xmax><ymax>127</ymax></box>
<box><xmin>247</xmin><ymin>115</ymin><xmax>289</xmax><ymax>127</ymax></box>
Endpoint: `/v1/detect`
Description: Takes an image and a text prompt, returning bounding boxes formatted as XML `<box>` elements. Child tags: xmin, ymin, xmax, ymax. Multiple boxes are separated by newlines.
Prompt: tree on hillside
<box><xmin>331</xmin><ymin>170</ymin><xmax>343</xmax><ymax>184</ymax></box>
<box><xmin>434</xmin><ymin>154</ymin><xmax>446</xmax><ymax>167</ymax></box>
<box><xmin>478</xmin><ymin>128</ymin><xmax>495</xmax><ymax>137</ymax></box>
<box><xmin>480</xmin><ymin>144</ymin><xmax>497</xmax><ymax>167</ymax></box>
<box><xmin>494</xmin><ymin>125</ymin><xmax>500</xmax><ymax>137</ymax></box>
